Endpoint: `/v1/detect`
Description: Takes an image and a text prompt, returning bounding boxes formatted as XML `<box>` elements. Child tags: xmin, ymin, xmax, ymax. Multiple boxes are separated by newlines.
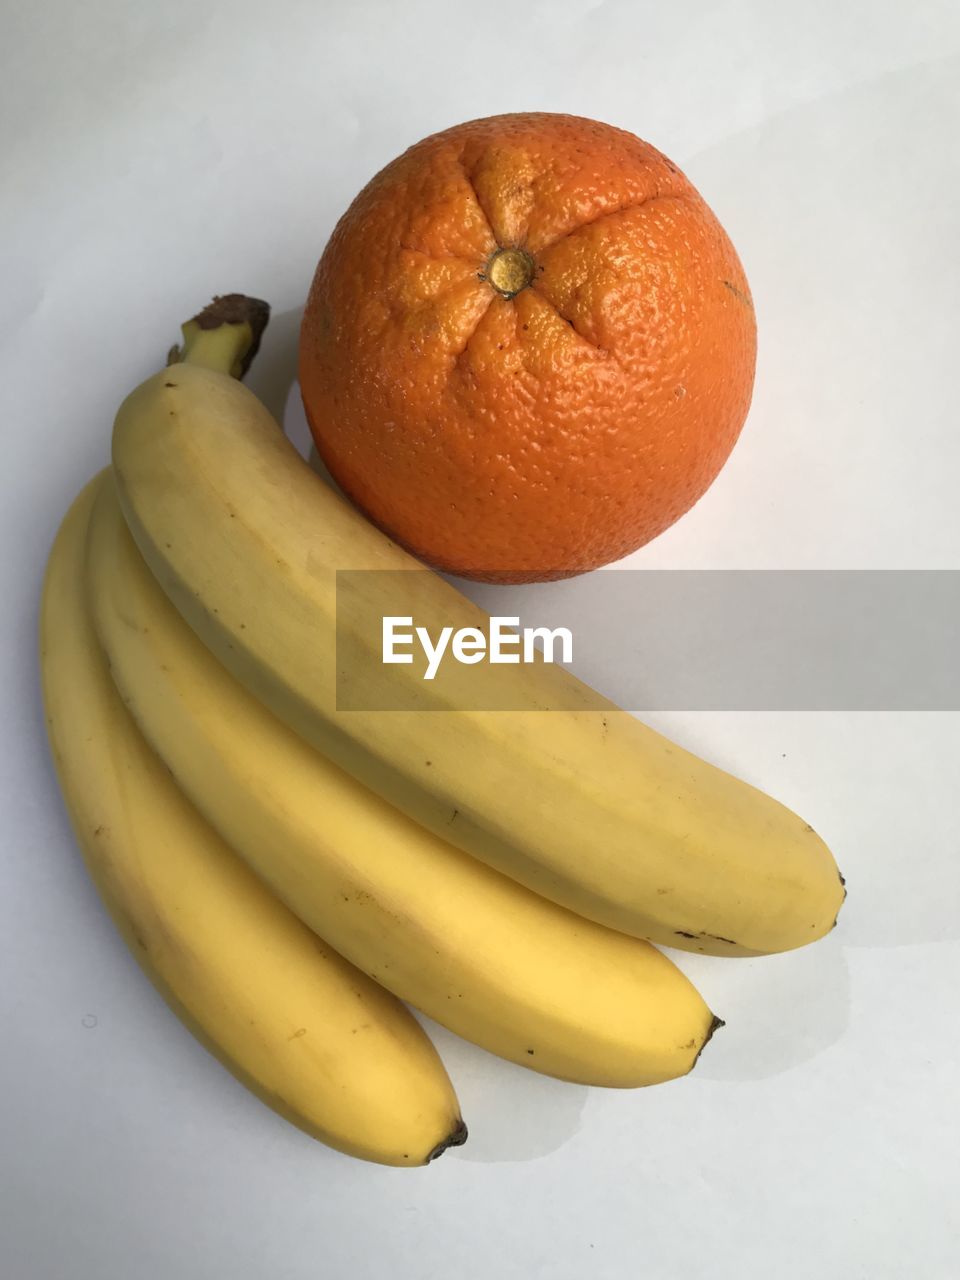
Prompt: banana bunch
<box><xmin>41</xmin><ymin>294</ymin><xmax>844</xmax><ymax>1166</ymax></box>
<box><xmin>41</xmin><ymin>475</ymin><xmax>466</xmax><ymax>1166</ymax></box>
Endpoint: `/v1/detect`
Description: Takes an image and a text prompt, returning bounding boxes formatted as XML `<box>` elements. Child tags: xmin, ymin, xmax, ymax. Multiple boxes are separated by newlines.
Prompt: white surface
<box><xmin>3</xmin><ymin>2</ymin><xmax>960</xmax><ymax>1277</ymax></box>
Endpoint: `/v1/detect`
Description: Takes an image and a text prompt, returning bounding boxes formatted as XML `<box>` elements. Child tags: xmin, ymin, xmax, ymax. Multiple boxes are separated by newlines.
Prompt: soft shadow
<box><xmin>413</xmin><ymin>1016</ymin><xmax>588</xmax><ymax>1164</ymax></box>
<box><xmin>245</xmin><ymin>304</ymin><xmax>305</xmax><ymax>425</ymax></box>
<box><xmin>669</xmin><ymin>931</ymin><xmax>850</xmax><ymax>1082</ymax></box>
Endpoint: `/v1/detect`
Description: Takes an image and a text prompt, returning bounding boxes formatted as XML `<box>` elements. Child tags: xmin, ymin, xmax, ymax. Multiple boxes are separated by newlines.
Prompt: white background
<box><xmin>3</xmin><ymin>2</ymin><xmax>959</xmax><ymax>1276</ymax></box>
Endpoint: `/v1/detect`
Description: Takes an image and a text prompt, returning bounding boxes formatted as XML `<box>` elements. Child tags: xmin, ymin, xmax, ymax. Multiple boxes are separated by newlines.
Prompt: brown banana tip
<box><xmin>427</xmin><ymin>1117</ymin><xmax>468</xmax><ymax>1163</ymax></box>
<box><xmin>190</xmin><ymin>294</ymin><xmax>271</xmax><ymax>378</ymax></box>
<box><xmin>691</xmin><ymin>1014</ymin><xmax>725</xmax><ymax>1072</ymax></box>
<box><xmin>831</xmin><ymin>870</ymin><xmax>848</xmax><ymax>931</ymax></box>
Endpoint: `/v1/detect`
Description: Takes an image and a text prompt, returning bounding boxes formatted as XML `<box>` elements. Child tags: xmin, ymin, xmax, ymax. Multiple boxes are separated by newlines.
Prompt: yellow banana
<box><xmin>41</xmin><ymin>472</ymin><xmax>465</xmax><ymax>1166</ymax></box>
<box><xmin>111</xmin><ymin>299</ymin><xmax>845</xmax><ymax>955</ymax></box>
<box><xmin>88</xmin><ymin>477</ymin><xmax>719</xmax><ymax>1087</ymax></box>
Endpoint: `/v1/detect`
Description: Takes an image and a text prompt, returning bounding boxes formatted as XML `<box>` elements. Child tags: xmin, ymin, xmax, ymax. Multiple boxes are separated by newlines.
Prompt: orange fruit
<box><xmin>300</xmin><ymin>112</ymin><xmax>756</xmax><ymax>583</ymax></box>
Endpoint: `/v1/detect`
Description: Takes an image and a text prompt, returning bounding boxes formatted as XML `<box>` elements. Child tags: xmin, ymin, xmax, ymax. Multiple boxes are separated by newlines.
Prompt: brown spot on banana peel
<box><xmin>674</xmin><ymin>930</ymin><xmax>738</xmax><ymax>947</ymax></box>
<box><xmin>427</xmin><ymin>1117</ymin><xmax>468</xmax><ymax>1163</ymax></box>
